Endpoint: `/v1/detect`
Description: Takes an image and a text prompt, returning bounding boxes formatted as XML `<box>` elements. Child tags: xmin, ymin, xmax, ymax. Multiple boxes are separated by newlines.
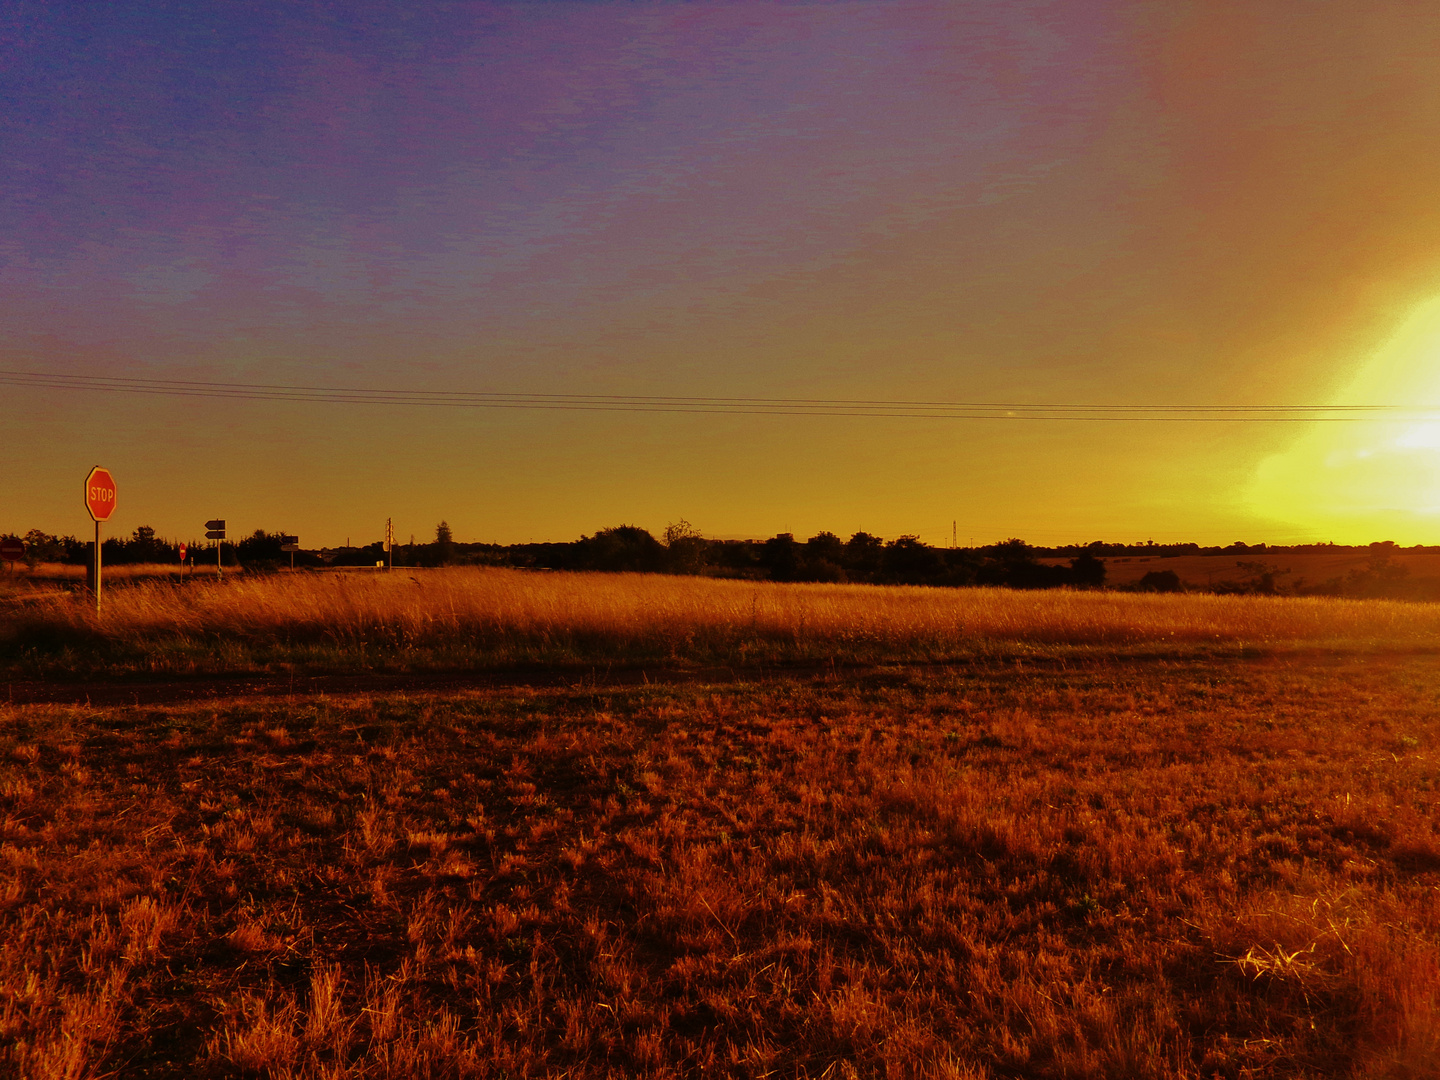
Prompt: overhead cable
<box><xmin>1</xmin><ymin>368</ymin><xmax>1435</xmax><ymax>422</ymax></box>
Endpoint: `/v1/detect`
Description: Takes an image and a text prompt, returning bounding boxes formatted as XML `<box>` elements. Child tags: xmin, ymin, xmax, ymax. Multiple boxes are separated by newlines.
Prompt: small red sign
<box><xmin>0</xmin><ymin>538</ymin><xmax>24</xmax><ymax>562</ymax></box>
<box><xmin>84</xmin><ymin>466</ymin><xmax>117</xmax><ymax>523</ymax></box>
<box><xmin>178</xmin><ymin>543</ymin><xmax>188</xmax><ymax>562</ymax></box>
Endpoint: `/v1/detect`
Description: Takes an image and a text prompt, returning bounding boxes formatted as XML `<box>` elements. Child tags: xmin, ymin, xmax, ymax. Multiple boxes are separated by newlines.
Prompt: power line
<box><xmin>1</xmin><ymin>368</ymin><xmax>1436</xmax><ymax>421</ymax></box>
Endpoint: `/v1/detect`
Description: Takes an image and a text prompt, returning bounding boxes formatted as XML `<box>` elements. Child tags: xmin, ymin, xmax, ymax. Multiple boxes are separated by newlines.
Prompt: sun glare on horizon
<box><xmin>1248</xmin><ymin>298</ymin><xmax>1440</xmax><ymax>544</ymax></box>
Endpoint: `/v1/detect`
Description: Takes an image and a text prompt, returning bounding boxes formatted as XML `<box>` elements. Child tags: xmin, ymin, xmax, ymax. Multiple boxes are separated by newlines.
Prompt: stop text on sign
<box><xmin>84</xmin><ymin>466</ymin><xmax>117</xmax><ymax>523</ymax></box>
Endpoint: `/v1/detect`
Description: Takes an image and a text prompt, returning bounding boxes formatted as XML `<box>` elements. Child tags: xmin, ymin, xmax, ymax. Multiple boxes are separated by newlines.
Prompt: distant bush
<box><xmin>1069</xmin><ymin>554</ymin><xmax>1106</xmax><ymax>588</ymax></box>
<box><xmin>1137</xmin><ymin>570</ymin><xmax>1183</xmax><ymax>593</ymax></box>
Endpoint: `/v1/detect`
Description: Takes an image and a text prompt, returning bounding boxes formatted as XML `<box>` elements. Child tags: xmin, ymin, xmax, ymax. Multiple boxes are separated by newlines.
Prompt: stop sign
<box><xmin>84</xmin><ymin>466</ymin><xmax>117</xmax><ymax>522</ymax></box>
<box><xmin>178</xmin><ymin>543</ymin><xmax>187</xmax><ymax>561</ymax></box>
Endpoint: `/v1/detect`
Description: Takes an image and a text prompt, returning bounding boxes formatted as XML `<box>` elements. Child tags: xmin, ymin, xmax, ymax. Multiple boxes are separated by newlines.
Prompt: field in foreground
<box><xmin>7</xmin><ymin>567</ymin><xmax>1440</xmax><ymax>678</ymax></box>
<box><xmin>3</xmin><ymin>652</ymin><xmax>1438</xmax><ymax>1078</ymax></box>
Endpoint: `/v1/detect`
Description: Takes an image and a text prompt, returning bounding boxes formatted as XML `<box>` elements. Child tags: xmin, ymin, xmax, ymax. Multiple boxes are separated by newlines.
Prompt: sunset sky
<box><xmin>5</xmin><ymin>1</ymin><xmax>1440</xmax><ymax>548</ymax></box>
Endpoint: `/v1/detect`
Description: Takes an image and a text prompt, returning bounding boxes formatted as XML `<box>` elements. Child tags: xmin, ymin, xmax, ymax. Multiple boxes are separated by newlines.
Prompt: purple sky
<box><xmin>6</xmin><ymin>2</ymin><xmax>1440</xmax><ymax>546</ymax></box>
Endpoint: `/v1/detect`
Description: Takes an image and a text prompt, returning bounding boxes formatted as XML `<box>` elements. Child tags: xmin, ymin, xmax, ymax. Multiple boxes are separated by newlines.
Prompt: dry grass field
<box><xmin>0</xmin><ymin>562</ymin><xmax>195</xmax><ymax>587</ymax></box>
<box><xmin>1079</xmin><ymin>552</ymin><xmax>1440</xmax><ymax>595</ymax></box>
<box><xmin>3</xmin><ymin>573</ymin><xmax>1439</xmax><ymax>1078</ymax></box>
<box><xmin>6</xmin><ymin>567</ymin><xmax>1440</xmax><ymax>678</ymax></box>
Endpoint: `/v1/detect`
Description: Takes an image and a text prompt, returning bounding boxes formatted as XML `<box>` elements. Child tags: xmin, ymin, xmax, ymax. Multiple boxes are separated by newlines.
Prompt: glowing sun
<box><xmin>1247</xmin><ymin>299</ymin><xmax>1440</xmax><ymax>543</ymax></box>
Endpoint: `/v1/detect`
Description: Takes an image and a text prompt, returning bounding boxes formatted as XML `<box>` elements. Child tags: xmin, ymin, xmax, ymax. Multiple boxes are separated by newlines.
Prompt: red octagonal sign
<box><xmin>85</xmin><ymin>466</ymin><xmax>117</xmax><ymax>523</ymax></box>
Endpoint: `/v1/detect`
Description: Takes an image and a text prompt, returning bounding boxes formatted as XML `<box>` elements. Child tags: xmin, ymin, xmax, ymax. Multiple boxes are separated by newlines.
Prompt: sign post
<box><xmin>178</xmin><ymin>542</ymin><xmax>188</xmax><ymax>583</ymax></box>
<box><xmin>84</xmin><ymin>467</ymin><xmax>117</xmax><ymax>614</ymax></box>
<box><xmin>280</xmin><ymin>534</ymin><xmax>300</xmax><ymax>570</ymax></box>
<box><xmin>0</xmin><ymin>538</ymin><xmax>24</xmax><ymax>573</ymax></box>
<box><xmin>205</xmin><ymin>520</ymin><xmax>226</xmax><ymax>578</ymax></box>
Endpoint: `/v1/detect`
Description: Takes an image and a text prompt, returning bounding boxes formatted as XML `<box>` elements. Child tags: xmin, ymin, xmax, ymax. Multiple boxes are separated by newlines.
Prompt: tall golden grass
<box><xmin>0</xmin><ymin>560</ymin><xmax>193</xmax><ymax>584</ymax></box>
<box><xmin>6</xmin><ymin>567</ymin><xmax>1440</xmax><ymax>673</ymax></box>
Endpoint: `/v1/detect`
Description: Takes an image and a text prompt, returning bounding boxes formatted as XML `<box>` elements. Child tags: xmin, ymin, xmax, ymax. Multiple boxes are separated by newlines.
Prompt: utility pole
<box><xmin>952</xmin><ymin>520</ymin><xmax>957</xmax><ymax>549</ymax></box>
<box><xmin>385</xmin><ymin>518</ymin><xmax>394</xmax><ymax>570</ymax></box>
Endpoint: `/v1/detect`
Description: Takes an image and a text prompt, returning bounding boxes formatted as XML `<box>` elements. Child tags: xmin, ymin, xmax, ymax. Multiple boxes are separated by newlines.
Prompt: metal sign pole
<box><xmin>83</xmin><ymin>466</ymin><xmax>116</xmax><ymax>615</ymax></box>
<box><xmin>204</xmin><ymin>521</ymin><xmax>227</xmax><ymax>579</ymax></box>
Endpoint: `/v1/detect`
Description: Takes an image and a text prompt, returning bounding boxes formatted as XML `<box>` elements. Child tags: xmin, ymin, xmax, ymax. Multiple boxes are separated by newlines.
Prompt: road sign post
<box><xmin>279</xmin><ymin>535</ymin><xmax>300</xmax><ymax>570</ymax></box>
<box><xmin>178</xmin><ymin>542</ymin><xmax>188</xmax><ymax>583</ymax></box>
<box><xmin>205</xmin><ymin>520</ymin><xmax>226</xmax><ymax>578</ymax></box>
<box><xmin>84</xmin><ymin>467</ymin><xmax>117</xmax><ymax>614</ymax></box>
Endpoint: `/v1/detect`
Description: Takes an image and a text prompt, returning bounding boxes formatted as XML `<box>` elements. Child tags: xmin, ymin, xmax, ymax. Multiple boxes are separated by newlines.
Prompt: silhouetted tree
<box><xmin>1137</xmin><ymin>569</ymin><xmax>1183</xmax><ymax>593</ymax></box>
<box><xmin>882</xmin><ymin>536</ymin><xmax>943</xmax><ymax>584</ymax></box>
<box><xmin>22</xmin><ymin>529</ymin><xmax>83</xmax><ymax>564</ymax></box>
<box><xmin>583</xmin><ymin>526</ymin><xmax>666</xmax><ymax>573</ymax></box>
<box><xmin>805</xmin><ymin>532</ymin><xmax>843</xmax><ymax>562</ymax></box>
<box><xmin>236</xmin><ymin>529</ymin><xmax>284</xmax><ymax>565</ymax></box>
<box><xmin>760</xmin><ymin>533</ymin><xmax>800</xmax><ymax>581</ymax></box>
<box><xmin>844</xmin><ymin>532</ymin><xmax>884</xmax><ymax>579</ymax></box>
<box><xmin>663</xmin><ymin>519</ymin><xmax>707</xmax><ymax>575</ymax></box>
<box><xmin>133</xmin><ymin>526</ymin><xmax>161</xmax><ymax>560</ymax></box>
<box><xmin>95</xmin><ymin>525</ymin><xmax>174</xmax><ymax>564</ymax></box>
<box><xmin>710</xmin><ymin>539</ymin><xmax>766</xmax><ymax>578</ymax></box>
<box><xmin>1069</xmin><ymin>553</ymin><xmax>1106</xmax><ymax>588</ymax></box>
<box><xmin>800</xmin><ymin>532</ymin><xmax>846</xmax><ymax>582</ymax></box>
<box><xmin>976</xmin><ymin>538</ymin><xmax>1034</xmax><ymax>586</ymax></box>
<box><xmin>987</xmin><ymin>538</ymin><xmax>1034</xmax><ymax>567</ymax></box>
<box><xmin>436</xmin><ymin>521</ymin><xmax>455</xmax><ymax>565</ymax></box>
<box><xmin>939</xmin><ymin>547</ymin><xmax>982</xmax><ymax>586</ymax></box>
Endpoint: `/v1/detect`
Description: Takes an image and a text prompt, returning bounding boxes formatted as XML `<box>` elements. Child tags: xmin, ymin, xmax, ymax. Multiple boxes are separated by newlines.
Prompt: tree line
<box><xmin>6</xmin><ymin>522</ymin><xmax>1438</xmax><ymax>598</ymax></box>
<box><xmin>5</xmin><ymin>527</ymin><xmax>307</xmax><ymax>569</ymax></box>
<box><xmin>336</xmin><ymin>522</ymin><xmax>1107</xmax><ymax>590</ymax></box>
<box><xmin>3</xmin><ymin>522</ymin><xmax>1104</xmax><ymax>589</ymax></box>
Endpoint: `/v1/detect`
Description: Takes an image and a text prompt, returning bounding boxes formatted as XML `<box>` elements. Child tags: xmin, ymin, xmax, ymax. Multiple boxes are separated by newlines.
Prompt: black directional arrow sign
<box><xmin>204</xmin><ymin>519</ymin><xmax>226</xmax><ymax>540</ymax></box>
